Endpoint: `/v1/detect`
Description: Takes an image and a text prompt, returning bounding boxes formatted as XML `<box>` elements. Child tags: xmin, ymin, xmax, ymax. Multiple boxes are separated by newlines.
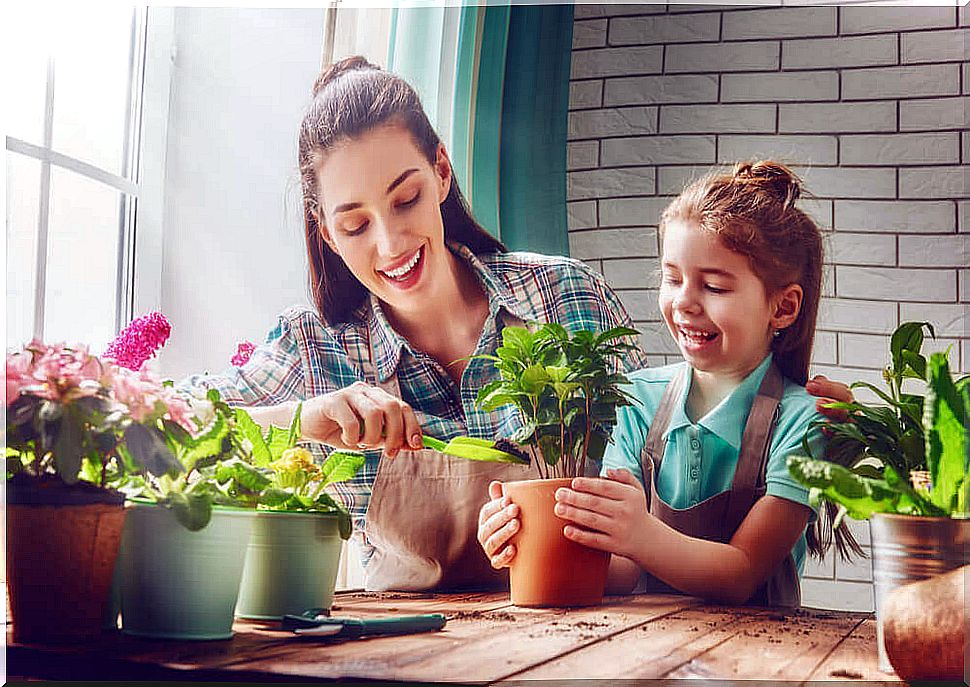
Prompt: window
<box><xmin>6</xmin><ymin>6</ymin><xmax>146</xmax><ymax>351</ymax></box>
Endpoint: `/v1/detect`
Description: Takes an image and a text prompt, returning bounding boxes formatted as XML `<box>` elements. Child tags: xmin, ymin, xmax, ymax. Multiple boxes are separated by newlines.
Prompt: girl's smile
<box><xmin>378</xmin><ymin>245</ymin><xmax>425</xmax><ymax>289</ymax></box>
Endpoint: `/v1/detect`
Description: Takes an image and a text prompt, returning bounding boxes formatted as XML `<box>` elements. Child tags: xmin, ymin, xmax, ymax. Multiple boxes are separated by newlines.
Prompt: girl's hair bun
<box><xmin>733</xmin><ymin>160</ymin><xmax>802</xmax><ymax>205</ymax></box>
<box><xmin>312</xmin><ymin>55</ymin><xmax>380</xmax><ymax>97</ymax></box>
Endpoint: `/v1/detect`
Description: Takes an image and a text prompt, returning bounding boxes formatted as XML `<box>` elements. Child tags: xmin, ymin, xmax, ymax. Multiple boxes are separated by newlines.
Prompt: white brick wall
<box><xmin>568</xmin><ymin>2</ymin><xmax>969</xmax><ymax>612</ymax></box>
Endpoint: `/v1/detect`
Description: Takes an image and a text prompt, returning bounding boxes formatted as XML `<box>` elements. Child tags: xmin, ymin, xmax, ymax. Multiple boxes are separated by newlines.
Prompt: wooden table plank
<box><xmin>660</xmin><ymin>608</ymin><xmax>867</xmax><ymax>681</ymax></box>
<box><xmin>805</xmin><ymin>618</ymin><xmax>901</xmax><ymax>684</ymax></box>
<box><xmin>220</xmin><ymin>593</ymin><xmax>697</xmax><ymax>682</ymax></box>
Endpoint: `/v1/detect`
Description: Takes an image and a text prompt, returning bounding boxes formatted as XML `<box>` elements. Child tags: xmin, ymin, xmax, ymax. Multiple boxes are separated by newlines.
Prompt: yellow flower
<box><xmin>270</xmin><ymin>447</ymin><xmax>320</xmax><ymax>491</ymax></box>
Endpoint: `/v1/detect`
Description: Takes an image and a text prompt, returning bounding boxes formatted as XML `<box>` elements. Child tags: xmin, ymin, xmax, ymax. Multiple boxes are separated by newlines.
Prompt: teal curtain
<box><xmin>389</xmin><ymin>4</ymin><xmax>574</xmax><ymax>256</ymax></box>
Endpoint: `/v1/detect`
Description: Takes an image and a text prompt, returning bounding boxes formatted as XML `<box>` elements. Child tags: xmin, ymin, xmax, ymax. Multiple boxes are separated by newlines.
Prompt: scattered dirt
<box><xmin>830</xmin><ymin>668</ymin><xmax>863</xmax><ymax>679</ymax></box>
<box><xmin>448</xmin><ymin>610</ymin><xmax>517</xmax><ymax>622</ymax></box>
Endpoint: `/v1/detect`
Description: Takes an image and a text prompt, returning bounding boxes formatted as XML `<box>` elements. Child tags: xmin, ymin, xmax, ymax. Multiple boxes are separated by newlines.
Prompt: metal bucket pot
<box><xmin>870</xmin><ymin>513</ymin><xmax>970</xmax><ymax>673</ymax></box>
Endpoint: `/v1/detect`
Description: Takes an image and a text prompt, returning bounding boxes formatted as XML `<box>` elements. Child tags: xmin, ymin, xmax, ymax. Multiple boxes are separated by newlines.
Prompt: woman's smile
<box><xmin>377</xmin><ymin>245</ymin><xmax>425</xmax><ymax>290</ymax></box>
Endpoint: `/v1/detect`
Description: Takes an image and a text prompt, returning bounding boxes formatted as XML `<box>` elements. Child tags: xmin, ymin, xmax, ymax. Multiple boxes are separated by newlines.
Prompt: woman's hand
<box><xmin>555</xmin><ymin>468</ymin><xmax>650</xmax><ymax>559</ymax></box>
<box><xmin>301</xmin><ymin>382</ymin><xmax>423</xmax><ymax>457</ymax></box>
<box><xmin>477</xmin><ymin>480</ymin><xmax>520</xmax><ymax>569</ymax></box>
<box><xmin>805</xmin><ymin>375</ymin><xmax>854</xmax><ymax>422</ymax></box>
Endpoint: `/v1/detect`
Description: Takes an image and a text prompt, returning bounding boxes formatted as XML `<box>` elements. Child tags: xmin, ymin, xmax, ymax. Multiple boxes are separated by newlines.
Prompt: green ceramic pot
<box><xmin>235</xmin><ymin>510</ymin><xmax>344</xmax><ymax>620</ymax></box>
<box><xmin>118</xmin><ymin>501</ymin><xmax>254</xmax><ymax>640</ymax></box>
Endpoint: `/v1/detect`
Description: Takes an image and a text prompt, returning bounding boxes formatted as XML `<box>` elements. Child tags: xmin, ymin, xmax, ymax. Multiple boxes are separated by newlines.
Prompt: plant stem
<box><xmin>581</xmin><ymin>393</ymin><xmax>591</xmax><ymax>478</ymax></box>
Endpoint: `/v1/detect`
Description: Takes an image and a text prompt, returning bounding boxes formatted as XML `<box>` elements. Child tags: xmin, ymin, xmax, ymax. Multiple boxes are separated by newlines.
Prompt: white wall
<box><xmin>150</xmin><ymin>8</ymin><xmax>326</xmax><ymax>380</ymax></box>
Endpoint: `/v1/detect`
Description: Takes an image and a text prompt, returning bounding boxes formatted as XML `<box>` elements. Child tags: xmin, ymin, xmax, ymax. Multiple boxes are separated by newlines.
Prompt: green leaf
<box><xmin>179</xmin><ymin>413</ymin><xmax>229</xmax><ymax>471</ymax></box>
<box><xmin>258</xmin><ymin>487</ymin><xmax>294</xmax><ymax>508</ymax></box>
<box><xmin>124</xmin><ymin>423</ymin><xmax>182</xmax><ymax>476</ymax></box>
<box><xmin>520</xmin><ymin>365</ymin><xmax>551</xmax><ymax>395</ymax></box>
<box><xmin>234</xmin><ymin>408</ymin><xmax>272</xmax><ymax>466</ymax></box>
<box><xmin>215</xmin><ymin>458</ymin><xmax>272</xmax><ymax>493</ymax></box>
<box><xmin>166</xmin><ymin>491</ymin><xmax>213</xmax><ymax>531</ymax></box>
<box><xmin>890</xmin><ymin>321</ymin><xmax>932</xmax><ymax>372</ymax></box>
<box><xmin>924</xmin><ymin>353</ymin><xmax>967</xmax><ymax>514</ymax></box>
<box><xmin>51</xmin><ymin>410</ymin><xmax>84</xmax><ymax>483</ymax></box>
<box><xmin>287</xmin><ymin>402</ymin><xmax>303</xmax><ymax>449</ymax></box>
<box><xmin>787</xmin><ymin>455</ymin><xmax>900</xmax><ymax>519</ymax></box>
<box><xmin>320</xmin><ymin>451</ymin><xmax>366</xmax><ymax>485</ymax></box>
<box><xmin>265</xmin><ymin>425</ymin><xmax>292</xmax><ymax>461</ymax></box>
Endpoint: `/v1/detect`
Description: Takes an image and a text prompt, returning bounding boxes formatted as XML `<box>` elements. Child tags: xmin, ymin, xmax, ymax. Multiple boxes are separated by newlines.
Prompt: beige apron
<box><xmin>637</xmin><ymin>362</ymin><xmax>801</xmax><ymax>607</ymax></box>
<box><xmin>356</xmin><ymin>314</ymin><xmax>540</xmax><ymax>592</ymax></box>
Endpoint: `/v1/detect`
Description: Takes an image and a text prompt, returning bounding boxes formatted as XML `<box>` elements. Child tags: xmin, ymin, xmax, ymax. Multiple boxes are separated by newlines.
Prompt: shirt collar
<box><xmin>363</xmin><ymin>242</ymin><xmax>540</xmax><ymax>382</ymax></box>
<box><xmin>664</xmin><ymin>354</ymin><xmax>774</xmax><ymax>450</ymax></box>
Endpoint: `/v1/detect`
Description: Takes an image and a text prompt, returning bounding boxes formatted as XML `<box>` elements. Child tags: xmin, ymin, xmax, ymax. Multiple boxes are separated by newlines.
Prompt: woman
<box><xmin>187</xmin><ymin>56</ymin><xmax>849</xmax><ymax>593</ymax></box>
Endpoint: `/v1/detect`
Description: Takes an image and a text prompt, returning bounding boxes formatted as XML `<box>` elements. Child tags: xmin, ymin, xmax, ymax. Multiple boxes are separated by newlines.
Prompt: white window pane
<box><xmin>3</xmin><ymin>9</ymin><xmax>48</xmax><ymax>147</ymax></box>
<box><xmin>44</xmin><ymin>169</ymin><xmax>123</xmax><ymax>349</ymax></box>
<box><xmin>50</xmin><ymin>6</ymin><xmax>134</xmax><ymax>176</ymax></box>
<box><xmin>6</xmin><ymin>153</ymin><xmax>42</xmax><ymax>349</ymax></box>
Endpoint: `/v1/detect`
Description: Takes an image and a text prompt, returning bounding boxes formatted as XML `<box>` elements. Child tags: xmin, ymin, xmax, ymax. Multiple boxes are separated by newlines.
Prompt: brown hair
<box><xmin>660</xmin><ymin>160</ymin><xmax>823</xmax><ymax>387</ymax></box>
<box><xmin>298</xmin><ymin>56</ymin><xmax>505</xmax><ymax>323</ymax></box>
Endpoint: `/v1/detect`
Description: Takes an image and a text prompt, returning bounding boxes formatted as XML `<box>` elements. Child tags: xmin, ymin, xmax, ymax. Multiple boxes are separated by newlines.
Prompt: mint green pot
<box><xmin>118</xmin><ymin>502</ymin><xmax>254</xmax><ymax>640</ymax></box>
<box><xmin>235</xmin><ymin>510</ymin><xmax>343</xmax><ymax>620</ymax></box>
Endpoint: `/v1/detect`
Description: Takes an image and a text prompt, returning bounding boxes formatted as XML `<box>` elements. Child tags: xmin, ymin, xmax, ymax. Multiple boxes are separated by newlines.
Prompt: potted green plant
<box><xmin>5</xmin><ymin>334</ymin><xmax>188</xmax><ymax>643</ymax></box>
<box><xmin>787</xmin><ymin>322</ymin><xmax>969</xmax><ymax>676</ymax></box>
<box><xmin>215</xmin><ymin>403</ymin><xmax>364</xmax><ymax>620</ymax></box>
<box><xmin>473</xmin><ymin>323</ymin><xmax>638</xmax><ymax>607</ymax></box>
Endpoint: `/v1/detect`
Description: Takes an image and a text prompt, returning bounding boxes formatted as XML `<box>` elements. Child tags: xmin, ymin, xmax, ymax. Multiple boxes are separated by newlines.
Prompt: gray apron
<box><xmin>637</xmin><ymin>362</ymin><xmax>801</xmax><ymax>607</ymax></box>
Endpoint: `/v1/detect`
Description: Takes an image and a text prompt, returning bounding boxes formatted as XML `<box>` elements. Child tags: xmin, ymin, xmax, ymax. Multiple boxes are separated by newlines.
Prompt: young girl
<box><xmin>480</xmin><ymin>161</ymin><xmax>828</xmax><ymax>607</ymax></box>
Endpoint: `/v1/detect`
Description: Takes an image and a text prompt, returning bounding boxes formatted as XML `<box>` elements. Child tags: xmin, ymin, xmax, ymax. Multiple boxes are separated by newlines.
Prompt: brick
<box><xmin>839</xmin><ymin>333</ymin><xmax>897</xmax><ymax>368</ymax></box>
<box><xmin>964</xmin><ymin>63</ymin><xmax>970</xmax><ymax>95</ymax></box>
<box><xmin>573</xmin><ymin>19</ymin><xmax>607</xmax><ymax>49</ymax></box>
<box><xmin>812</xmin><ymin>330</ymin><xmax>837</xmax><ymax>366</ymax></box>
<box><xmin>964</xmin><ymin>132</ymin><xmax>969</xmax><ymax>164</ymax></box>
<box><xmin>845</xmin><ymin>518</ymin><xmax>871</xmax><ymax>547</ymax></box>
<box><xmin>567</xmin><ymin>200</ymin><xmax>597</xmax><ymax>230</ymax></box>
<box><xmin>835</xmin><ymin>200</ymin><xmax>955</xmax><ymax>233</ymax></box>
<box><xmin>899</xmin><ymin>166</ymin><xmax>969</xmax><ymax>200</ymax></box>
<box><xmin>901</xmin><ymin>28</ymin><xmax>969</xmax><ymax>65</ymax></box>
<box><xmin>718</xmin><ymin>135</ymin><xmax>838</xmax><ymax>166</ymax></box>
<box><xmin>569</xmin><ymin>227</ymin><xmax>659</xmax><ymax>261</ymax></box>
<box><xmin>617</xmin><ymin>289</ymin><xmax>662</xmax><ymax>322</ymax></box>
<box><xmin>961</xmin><ymin>4</ymin><xmax>970</xmax><ymax>27</ymax></box>
<box><xmin>608</xmin><ymin>13</ymin><xmax>720</xmax><ymax>46</ymax></box>
<box><xmin>567</xmin><ymin>167</ymin><xmax>656</xmax><ymax>201</ymax></box>
<box><xmin>836</xmin><ymin>266</ymin><xmax>956</xmax><ymax>302</ymax></box>
<box><xmin>782</xmin><ymin>35</ymin><xmax>897</xmax><ymax>70</ymax></box>
<box><xmin>600</xmin><ymin>196</ymin><xmax>674</xmax><ymax>228</ymax></box>
<box><xmin>722</xmin><ymin>7</ymin><xmax>836</xmax><ymax>40</ymax></box>
<box><xmin>961</xmin><ymin>201</ymin><xmax>969</xmax><ymax>232</ymax></box>
<box><xmin>842</xmin><ymin>64</ymin><xmax>960</xmax><ymax>100</ymax></box>
<box><xmin>572</xmin><ymin>46</ymin><xmax>662</xmax><ymax>79</ymax></box>
<box><xmin>799</xmin><ymin>198</ymin><xmax>833</xmax><ymax>229</ymax></box>
<box><xmin>638</xmin><ymin>323</ymin><xmax>682</xmax><ymax>356</ymax></box>
<box><xmin>822</xmin><ymin>263</ymin><xmax>836</xmax><ymax>297</ymax></box>
<box><xmin>818</xmin><ymin>298</ymin><xmax>898</xmax><ymax>335</ymax></box>
<box><xmin>899</xmin><ymin>302</ymin><xmax>969</xmax><ymax>338</ymax></box>
<box><xmin>603</xmin><ymin>74</ymin><xmax>718</xmax><ymax>107</ymax></box>
<box><xmin>779</xmin><ymin>102</ymin><xmax>896</xmax><ymax>134</ymax></box>
<box><xmin>961</xmin><ymin>269</ymin><xmax>970</xmax><ymax>303</ymax></box>
<box><xmin>574</xmin><ymin>4</ymin><xmax>667</xmax><ymax>19</ymax></box>
<box><xmin>601</xmin><ymin>135</ymin><xmax>716</xmax><ymax>166</ymax></box>
<box><xmin>567</xmin><ymin>141</ymin><xmax>598</xmax><ymax>171</ymax></box>
<box><xmin>835</xmin><ymin>546</ymin><xmax>873</xmax><ymax>582</ymax></box>
<box><xmin>569</xmin><ymin>80</ymin><xmax>603</xmax><ymax>110</ymax></box>
<box><xmin>829</xmin><ymin>232</ymin><xmax>896</xmax><ymax>267</ymax></box>
<box><xmin>899</xmin><ymin>235</ymin><xmax>969</xmax><ymax>268</ymax></box>
<box><xmin>665</xmin><ymin>41</ymin><xmax>780</xmax><ymax>74</ymax></box>
<box><xmin>811</xmin><ymin>364</ymin><xmax>886</xmax><ymax>395</ymax></box>
<box><xmin>792</xmin><ymin>166</ymin><xmax>896</xmax><ymax>199</ymax></box>
<box><xmin>839</xmin><ymin>6</ymin><xmax>955</xmax><ymax>35</ymax></box>
<box><xmin>800</xmin><ymin>579</ymin><xmax>874</xmax><ymax>612</ymax></box>
<box><xmin>669</xmin><ymin>2</ymin><xmax>780</xmax><ymax>13</ymax></box>
<box><xmin>963</xmin><ymin>339</ymin><xmax>970</xmax><ymax>374</ymax></box>
<box><xmin>900</xmin><ymin>97</ymin><xmax>969</xmax><ymax>132</ymax></box>
<box><xmin>802</xmin><ymin>546</ymin><xmax>834</xmax><ymax>579</ymax></box>
<box><xmin>721</xmin><ymin>71</ymin><xmax>838</xmax><ymax>103</ymax></box>
<box><xmin>568</xmin><ymin>107</ymin><xmax>657</xmax><ymax>139</ymax></box>
<box><xmin>840</xmin><ymin>133</ymin><xmax>960</xmax><ymax>166</ymax></box>
<box><xmin>656</xmin><ymin>164</ymin><xmax>729</xmax><ymax>194</ymax></box>
<box><xmin>659</xmin><ymin>104</ymin><xmax>776</xmax><ymax>134</ymax></box>
<box><xmin>603</xmin><ymin>257</ymin><xmax>660</xmax><ymax>289</ymax></box>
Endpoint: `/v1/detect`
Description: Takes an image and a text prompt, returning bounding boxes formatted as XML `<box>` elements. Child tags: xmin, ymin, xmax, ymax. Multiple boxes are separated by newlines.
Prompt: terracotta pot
<box><xmin>502</xmin><ymin>478</ymin><xmax>610</xmax><ymax>607</ymax></box>
<box><xmin>7</xmin><ymin>481</ymin><xmax>127</xmax><ymax>644</ymax></box>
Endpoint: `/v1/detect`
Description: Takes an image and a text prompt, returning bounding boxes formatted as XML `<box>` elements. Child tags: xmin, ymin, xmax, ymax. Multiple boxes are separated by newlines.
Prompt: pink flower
<box><xmin>231</xmin><ymin>341</ymin><xmax>256</xmax><ymax>367</ymax></box>
<box><xmin>5</xmin><ymin>341</ymin><xmax>106</xmax><ymax>404</ymax></box>
<box><xmin>104</xmin><ymin>311</ymin><xmax>172</xmax><ymax>371</ymax></box>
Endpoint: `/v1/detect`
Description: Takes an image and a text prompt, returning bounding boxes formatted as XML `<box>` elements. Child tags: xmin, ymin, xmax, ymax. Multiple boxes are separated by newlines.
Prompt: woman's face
<box><xmin>315</xmin><ymin>122</ymin><xmax>452</xmax><ymax>313</ymax></box>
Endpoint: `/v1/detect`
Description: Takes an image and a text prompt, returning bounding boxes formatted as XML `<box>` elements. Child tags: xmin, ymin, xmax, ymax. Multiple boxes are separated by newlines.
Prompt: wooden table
<box><xmin>7</xmin><ymin>591</ymin><xmax>900</xmax><ymax>683</ymax></box>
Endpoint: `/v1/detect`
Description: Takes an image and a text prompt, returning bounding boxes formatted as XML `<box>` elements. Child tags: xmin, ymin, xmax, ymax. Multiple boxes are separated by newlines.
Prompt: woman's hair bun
<box><xmin>312</xmin><ymin>55</ymin><xmax>380</xmax><ymax>97</ymax></box>
<box><xmin>733</xmin><ymin>160</ymin><xmax>802</xmax><ymax>205</ymax></box>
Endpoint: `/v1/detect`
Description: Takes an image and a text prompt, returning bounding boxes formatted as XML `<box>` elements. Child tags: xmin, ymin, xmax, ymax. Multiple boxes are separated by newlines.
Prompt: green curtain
<box><xmin>390</xmin><ymin>4</ymin><xmax>574</xmax><ymax>256</ymax></box>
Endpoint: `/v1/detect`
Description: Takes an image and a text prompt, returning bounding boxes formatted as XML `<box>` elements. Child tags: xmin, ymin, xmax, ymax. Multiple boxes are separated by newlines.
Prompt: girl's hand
<box><xmin>555</xmin><ymin>468</ymin><xmax>649</xmax><ymax>559</ymax></box>
<box><xmin>301</xmin><ymin>382</ymin><xmax>423</xmax><ymax>457</ymax></box>
<box><xmin>805</xmin><ymin>375</ymin><xmax>853</xmax><ymax>422</ymax></box>
<box><xmin>477</xmin><ymin>480</ymin><xmax>520</xmax><ymax>569</ymax></box>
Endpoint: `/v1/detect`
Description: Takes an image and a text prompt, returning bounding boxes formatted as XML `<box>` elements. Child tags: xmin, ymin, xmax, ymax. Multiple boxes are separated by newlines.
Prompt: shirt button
<box><xmin>690</xmin><ymin>468</ymin><xmax>699</xmax><ymax>479</ymax></box>
<box><xmin>690</xmin><ymin>439</ymin><xmax>700</xmax><ymax>450</ymax></box>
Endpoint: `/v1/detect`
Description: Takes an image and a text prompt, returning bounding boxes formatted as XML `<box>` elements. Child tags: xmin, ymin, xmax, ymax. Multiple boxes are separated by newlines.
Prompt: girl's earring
<box><xmin>773</xmin><ymin>328</ymin><xmax>784</xmax><ymax>338</ymax></box>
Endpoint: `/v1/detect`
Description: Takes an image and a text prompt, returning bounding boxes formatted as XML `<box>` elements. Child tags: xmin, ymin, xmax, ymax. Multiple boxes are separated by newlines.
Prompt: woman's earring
<box><xmin>773</xmin><ymin>328</ymin><xmax>783</xmax><ymax>338</ymax></box>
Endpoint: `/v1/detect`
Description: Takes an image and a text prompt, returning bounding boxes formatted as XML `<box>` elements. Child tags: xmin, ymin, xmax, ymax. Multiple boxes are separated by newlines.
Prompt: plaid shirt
<box><xmin>183</xmin><ymin>243</ymin><xmax>648</xmax><ymax>564</ymax></box>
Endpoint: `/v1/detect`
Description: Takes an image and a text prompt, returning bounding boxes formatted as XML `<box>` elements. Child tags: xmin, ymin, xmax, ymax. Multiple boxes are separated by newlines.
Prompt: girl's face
<box><xmin>314</xmin><ymin>122</ymin><xmax>452</xmax><ymax>314</ymax></box>
<box><xmin>659</xmin><ymin>219</ymin><xmax>801</xmax><ymax>382</ymax></box>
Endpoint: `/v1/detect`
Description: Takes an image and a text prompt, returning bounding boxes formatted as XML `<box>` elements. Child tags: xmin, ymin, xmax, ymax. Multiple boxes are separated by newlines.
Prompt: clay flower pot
<box><xmin>503</xmin><ymin>478</ymin><xmax>610</xmax><ymax>607</ymax></box>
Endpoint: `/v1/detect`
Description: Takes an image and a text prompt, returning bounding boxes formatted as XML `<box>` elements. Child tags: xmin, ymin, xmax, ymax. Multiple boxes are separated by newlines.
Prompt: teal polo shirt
<box><xmin>601</xmin><ymin>354</ymin><xmax>822</xmax><ymax>575</ymax></box>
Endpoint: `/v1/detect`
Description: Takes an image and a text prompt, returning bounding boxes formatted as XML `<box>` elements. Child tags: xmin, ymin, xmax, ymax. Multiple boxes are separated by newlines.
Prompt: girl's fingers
<box><xmin>807</xmin><ymin>375</ymin><xmax>853</xmax><ymax>403</ymax></box>
<box><xmin>555</xmin><ymin>487</ymin><xmax>615</xmax><ymax>517</ymax></box>
<box><xmin>605</xmin><ymin>468</ymin><xmax>642</xmax><ymax>489</ymax></box>
<box><xmin>482</xmin><ymin>515</ymin><xmax>520</xmax><ymax>558</ymax></box>
<box><xmin>487</xmin><ymin>480</ymin><xmax>504</xmax><ymax>501</ymax></box>
<box><xmin>554</xmin><ymin>501</ymin><xmax>611</xmax><ymax>532</ymax></box>
<box><xmin>562</xmin><ymin>525</ymin><xmax>611</xmax><ymax>552</ymax></box>
<box><xmin>478</xmin><ymin>495</ymin><xmax>513</xmax><ymax>526</ymax></box>
<box><xmin>490</xmin><ymin>544</ymin><xmax>516</xmax><ymax>569</ymax></box>
<box><xmin>568</xmin><ymin>475</ymin><xmax>635</xmax><ymax>499</ymax></box>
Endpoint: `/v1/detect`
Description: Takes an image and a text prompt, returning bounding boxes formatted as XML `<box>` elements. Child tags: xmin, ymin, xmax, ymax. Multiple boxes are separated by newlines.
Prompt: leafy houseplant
<box><xmin>473</xmin><ymin>323</ymin><xmax>638</xmax><ymax>607</ymax></box>
<box><xmin>4</xmin><ymin>333</ymin><xmax>197</xmax><ymax>643</ymax></box>
<box><xmin>217</xmin><ymin>404</ymin><xmax>365</xmax><ymax>619</ymax></box>
<box><xmin>787</xmin><ymin>322</ymin><xmax>968</xmax><ymax>676</ymax></box>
